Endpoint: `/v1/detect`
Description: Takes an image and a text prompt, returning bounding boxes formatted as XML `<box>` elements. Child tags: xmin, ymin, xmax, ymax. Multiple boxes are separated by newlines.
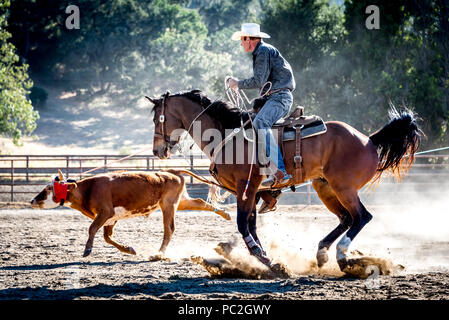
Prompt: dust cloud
<box><xmin>189</xmin><ymin>176</ymin><xmax>449</xmax><ymax>279</ymax></box>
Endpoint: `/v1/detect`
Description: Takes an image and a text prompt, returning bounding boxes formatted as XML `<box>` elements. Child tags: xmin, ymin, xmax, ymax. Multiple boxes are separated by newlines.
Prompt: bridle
<box><xmin>152</xmin><ymin>91</ymin><xmax>214</xmax><ymax>150</ymax></box>
<box><xmin>153</xmin><ymin>92</ymin><xmax>172</xmax><ymax>145</ymax></box>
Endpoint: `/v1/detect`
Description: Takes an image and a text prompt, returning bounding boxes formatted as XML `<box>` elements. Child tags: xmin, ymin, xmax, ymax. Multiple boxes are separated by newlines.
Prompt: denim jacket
<box><xmin>238</xmin><ymin>41</ymin><xmax>296</xmax><ymax>93</ymax></box>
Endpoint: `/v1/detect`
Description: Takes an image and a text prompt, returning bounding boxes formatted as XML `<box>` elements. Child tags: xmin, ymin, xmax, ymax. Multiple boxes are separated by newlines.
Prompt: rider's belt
<box><xmin>266</xmin><ymin>88</ymin><xmax>291</xmax><ymax>96</ymax></box>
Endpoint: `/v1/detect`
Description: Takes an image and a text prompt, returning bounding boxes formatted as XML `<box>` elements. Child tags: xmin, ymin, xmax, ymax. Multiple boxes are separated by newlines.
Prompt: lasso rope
<box><xmin>81</xmin><ymin>146</ymin><xmax>154</xmax><ymax>176</ymax></box>
<box><xmin>224</xmin><ymin>77</ymin><xmax>273</xmax><ymax>200</ymax></box>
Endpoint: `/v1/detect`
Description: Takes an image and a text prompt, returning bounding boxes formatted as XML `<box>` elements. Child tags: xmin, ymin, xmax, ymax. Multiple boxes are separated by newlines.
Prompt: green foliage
<box><xmin>261</xmin><ymin>0</ymin><xmax>350</xmax><ymax>122</ymax></box>
<box><xmin>121</xmin><ymin>27</ymin><xmax>235</xmax><ymax>98</ymax></box>
<box><xmin>189</xmin><ymin>0</ymin><xmax>257</xmax><ymax>34</ymax></box>
<box><xmin>342</xmin><ymin>0</ymin><xmax>449</xmax><ymax>147</ymax></box>
<box><xmin>260</xmin><ymin>0</ymin><xmax>448</xmax><ymax>148</ymax></box>
<box><xmin>55</xmin><ymin>0</ymin><xmax>211</xmax><ymax>94</ymax></box>
<box><xmin>2</xmin><ymin>0</ymin><xmax>448</xmax><ymax>149</ymax></box>
<box><xmin>263</xmin><ymin>0</ymin><xmax>345</xmax><ymax>68</ymax></box>
<box><xmin>0</xmin><ymin>1</ymin><xmax>39</xmax><ymax>145</ymax></box>
<box><xmin>5</xmin><ymin>0</ymin><xmax>249</xmax><ymax>99</ymax></box>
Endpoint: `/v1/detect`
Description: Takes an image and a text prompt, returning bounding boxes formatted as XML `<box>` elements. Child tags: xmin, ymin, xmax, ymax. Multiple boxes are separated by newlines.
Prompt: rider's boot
<box><xmin>259</xmin><ymin>190</ymin><xmax>282</xmax><ymax>214</ymax></box>
<box><xmin>261</xmin><ymin>168</ymin><xmax>292</xmax><ymax>187</ymax></box>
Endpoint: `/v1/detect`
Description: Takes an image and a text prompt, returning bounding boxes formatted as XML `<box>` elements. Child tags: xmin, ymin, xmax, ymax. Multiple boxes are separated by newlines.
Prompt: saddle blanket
<box><xmin>282</xmin><ymin>117</ymin><xmax>327</xmax><ymax>141</ymax></box>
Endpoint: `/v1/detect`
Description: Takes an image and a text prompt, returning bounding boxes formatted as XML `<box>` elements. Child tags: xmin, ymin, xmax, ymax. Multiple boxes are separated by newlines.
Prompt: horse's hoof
<box><xmin>337</xmin><ymin>258</ymin><xmax>348</xmax><ymax>271</ymax></box>
<box><xmin>222</xmin><ymin>212</ymin><xmax>231</xmax><ymax>221</ymax></box>
<box><xmin>128</xmin><ymin>247</ymin><xmax>136</xmax><ymax>255</ymax></box>
<box><xmin>83</xmin><ymin>248</ymin><xmax>92</xmax><ymax>257</ymax></box>
<box><xmin>258</xmin><ymin>203</ymin><xmax>269</xmax><ymax>214</ymax></box>
<box><xmin>259</xmin><ymin>206</ymin><xmax>276</xmax><ymax>214</ymax></box>
<box><xmin>316</xmin><ymin>248</ymin><xmax>329</xmax><ymax>268</ymax></box>
<box><xmin>269</xmin><ymin>263</ymin><xmax>292</xmax><ymax>278</ymax></box>
<box><xmin>249</xmin><ymin>246</ymin><xmax>271</xmax><ymax>267</ymax></box>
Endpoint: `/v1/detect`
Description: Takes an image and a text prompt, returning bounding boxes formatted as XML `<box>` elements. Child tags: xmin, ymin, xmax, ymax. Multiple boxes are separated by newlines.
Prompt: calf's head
<box><xmin>30</xmin><ymin>169</ymin><xmax>77</xmax><ymax>209</ymax></box>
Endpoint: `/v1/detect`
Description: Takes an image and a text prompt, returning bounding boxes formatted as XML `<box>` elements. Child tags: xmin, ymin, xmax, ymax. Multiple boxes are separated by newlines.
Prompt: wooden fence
<box><xmin>0</xmin><ymin>153</ymin><xmax>448</xmax><ymax>203</ymax></box>
<box><xmin>0</xmin><ymin>154</ymin><xmax>210</xmax><ymax>202</ymax></box>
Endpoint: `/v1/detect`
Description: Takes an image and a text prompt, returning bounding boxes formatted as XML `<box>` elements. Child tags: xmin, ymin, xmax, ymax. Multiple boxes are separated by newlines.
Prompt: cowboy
<box><xmin>228</xmin><ymin>23</ymin><xmax>296</xmax><ymax>187</ymax></box>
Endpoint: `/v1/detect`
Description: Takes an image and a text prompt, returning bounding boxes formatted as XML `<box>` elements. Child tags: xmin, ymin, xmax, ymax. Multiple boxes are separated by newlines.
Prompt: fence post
<box><xmin>307</xmin><ymin>182</ymin><xmax>311</xmax><ymax>205</ymax></box>
<box><xmin>66</xmin><ymin>156</ymin><xmax>70</xmax><ymax>178</ymax></box>
<box><xmin>104</xmin><ymin>156</ymin><xmax>107</xmax><ymax>173</ymax></box>
<box><xmin>190</xmin><ymin>154</ymin><xmax>194</xmax><ymax>183</ymax></box>
<box><xmin>10</xmin><ymin>160</ymin><xmax>14</xmax><ymax>202</ymax></box>
<box><xmin>26</xmin><ymin>156</ymin><xmax>29</xmax><ymax>182</ymax></box>
<box><xmin>79</xmin><ymin>159</ymin><xmax>82</xmax><ymax>180</ymax></box>
<box><xmin>146</xmin><ymin>156</ymin><xmax>150</xmax><ymax>171</ymax></box>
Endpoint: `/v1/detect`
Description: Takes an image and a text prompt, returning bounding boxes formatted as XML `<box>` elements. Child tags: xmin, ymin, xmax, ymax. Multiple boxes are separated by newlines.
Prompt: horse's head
<box><xmin>146</xmin><ymin>92</ymin><xmax>184</xmax><ymax>159</ymax></box>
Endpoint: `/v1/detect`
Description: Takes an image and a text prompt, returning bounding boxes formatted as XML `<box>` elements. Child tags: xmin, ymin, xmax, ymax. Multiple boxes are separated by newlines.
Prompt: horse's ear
<box><xmin>145</xmin><ymin>96</ymin><xmax>157</xmax><ymax>104</ymax></box>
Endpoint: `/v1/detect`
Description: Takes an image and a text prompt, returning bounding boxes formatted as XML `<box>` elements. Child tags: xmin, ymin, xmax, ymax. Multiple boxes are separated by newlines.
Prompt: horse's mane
<box><xmin>171</xmin><ymin>90</ymin><xmax>249</xmax><ymax>129</ymax></box>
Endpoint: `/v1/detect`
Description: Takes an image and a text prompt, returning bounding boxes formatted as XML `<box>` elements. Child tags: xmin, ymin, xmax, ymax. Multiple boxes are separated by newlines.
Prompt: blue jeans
<box><xmin>252</xmin><ymin>90</ymin><xmax>292</xmax><ymax>174</ymax></box>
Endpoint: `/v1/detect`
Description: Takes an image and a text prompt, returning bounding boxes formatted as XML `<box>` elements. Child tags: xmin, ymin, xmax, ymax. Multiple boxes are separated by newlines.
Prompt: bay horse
<box><xmin>146</xmin><ymin>90</ymin><xmax>421</xmax><ymax>271</ymax></box>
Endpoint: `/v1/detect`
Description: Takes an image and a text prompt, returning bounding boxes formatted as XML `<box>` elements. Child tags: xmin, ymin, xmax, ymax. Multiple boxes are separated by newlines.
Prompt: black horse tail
<box><xmin>369</xmin><ymin>108</ymin><xmax>422</xmax><ymax>181</ymax></box>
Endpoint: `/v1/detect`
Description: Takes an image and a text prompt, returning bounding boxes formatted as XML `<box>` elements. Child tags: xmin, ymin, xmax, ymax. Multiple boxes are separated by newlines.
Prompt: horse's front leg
<box><xmin>248</xmin><ymin>205</ymin><xmax>267</xmax><ymax>255</ymax></box>
<box><xmin>236</xmin><ymin>181</ymin><xmax>271</xmax><ymax>266</ymax></box>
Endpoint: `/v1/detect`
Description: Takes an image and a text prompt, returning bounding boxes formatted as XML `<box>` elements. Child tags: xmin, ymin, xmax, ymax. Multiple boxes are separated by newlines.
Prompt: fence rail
<box><xmin>0</xmin><ymin>154</ymin><xmax>210</xmax><ymax>202</ymax></box>
<box><xmin>1</xmin><ymin>153</ymin><xmax>448</xmax><ymax>203</ymax></box>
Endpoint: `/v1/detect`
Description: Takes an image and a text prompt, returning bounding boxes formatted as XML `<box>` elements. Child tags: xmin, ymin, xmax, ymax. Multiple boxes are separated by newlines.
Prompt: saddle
<box><xmin>257</xmin><ymin>105</ymin><xmax>327</xmax><ymax>185</ymax></box>
<box><xmin>208</xmin><ymin>104</ymin><xmax>326</xmax><ymax>189</ymax></box>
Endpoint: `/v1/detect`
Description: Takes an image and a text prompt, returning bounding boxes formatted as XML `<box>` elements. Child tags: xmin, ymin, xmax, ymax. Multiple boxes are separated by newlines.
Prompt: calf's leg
<box><xmin>103</xmin><ymin>222</ymin><xmax>136</xmax><ymax>255</ymax></box>
<box><xmin>177</xmin><ymin>195</ymin><xmax>231</xmax><ymax>220</ymax></box>
<box><xmin>83</xmin><ymin>208</ymin><xmax>113</xmax><ymax>257</ymax></box>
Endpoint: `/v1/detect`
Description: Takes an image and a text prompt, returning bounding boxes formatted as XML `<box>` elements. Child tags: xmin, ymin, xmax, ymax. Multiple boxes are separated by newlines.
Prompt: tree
<box><xmin>261</xmin><ymin>0</ymin><xmax>347</xmax><ymax>119</ymax></box>
<box><xmin>121</xmin><ymin>27</ymin><xmax>235</xmax><ymax>99</ymax></box>
<box><xmin>260</xmin><ymin>0</ymin><xmax>448</xmax><ymax>149</ymax></box>
<box><xmin>0</xmin><ymin>0</ymin><xmax>39</xmax><ymax>145</ymax></box>
<box><xmin>189</xmin><ymin>0</ymin><xmax>257</xmax><ymax>34</ymax></box>
<box><xmin>343</xmin><ymin>0</ymin><xmax>449</xmax><ymax>147</ymax></box>
<box><xmin>5</xmin><ymin>0</ymin><xmax>242</xmax><ymax>99</ymax></box>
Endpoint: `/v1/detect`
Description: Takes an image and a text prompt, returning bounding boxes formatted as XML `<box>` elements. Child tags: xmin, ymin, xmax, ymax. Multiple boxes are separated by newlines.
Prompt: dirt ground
<box><xmin>1</xmin><ymin>86</ymin><xmax>448</xmax><ymax>303</ymax></box>
<box><xmin>0</xmin><ymin>203</ymin><xmax>448</xmax><ymax>300</ymax></box>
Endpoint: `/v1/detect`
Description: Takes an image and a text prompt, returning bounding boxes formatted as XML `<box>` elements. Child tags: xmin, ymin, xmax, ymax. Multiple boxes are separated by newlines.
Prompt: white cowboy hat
<box><xmin>231</xmin><ymin>23</ymin><xmax>271</xmax><ymax>41</ymax></box>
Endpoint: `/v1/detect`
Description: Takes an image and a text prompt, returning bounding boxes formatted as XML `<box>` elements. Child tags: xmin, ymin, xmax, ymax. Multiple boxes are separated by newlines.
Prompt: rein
<box><xmin>155</xmin><ymin>92</ymin><xmax>215</xmax><ymax>151</ymax></box>
<box><xmin>150</xmin><ymin>92</ymin><xmax>235</xmax><ymax>194</ymax></box>
<box><xmin>151</xmin><ymin>82</ymin><xmax>274</xmax><ymax>200</ymax></box>
<box><xmin>185</xmin><ymin>102</ymin><xmax>215</xmax><ymax>136</ymax></box>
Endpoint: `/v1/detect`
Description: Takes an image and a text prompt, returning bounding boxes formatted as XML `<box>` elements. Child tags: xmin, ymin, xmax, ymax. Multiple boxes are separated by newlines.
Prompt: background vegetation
<box><xmin>1</xmin><ymin>0</ymin><xmax>448</xmax><ymax>148</ymax></box>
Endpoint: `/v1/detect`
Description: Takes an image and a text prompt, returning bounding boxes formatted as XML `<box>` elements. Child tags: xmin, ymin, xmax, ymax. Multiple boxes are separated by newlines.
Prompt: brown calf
<box><xmin>30</xmin><ymin>169</ymin><xmax>230</xmax><ymax>259</ymax></box>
